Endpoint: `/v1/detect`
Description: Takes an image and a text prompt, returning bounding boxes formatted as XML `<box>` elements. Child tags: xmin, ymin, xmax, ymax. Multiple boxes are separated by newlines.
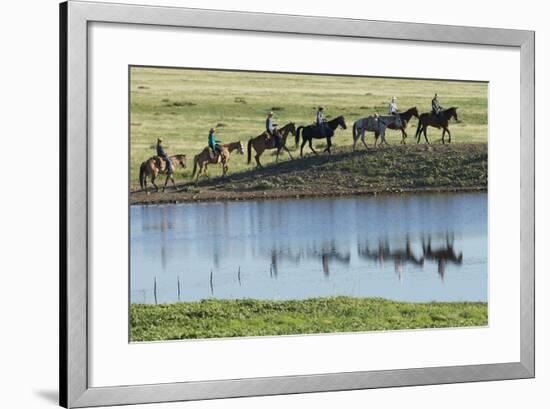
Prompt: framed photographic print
<box><xmin>60</xmin><ymin>1</ymin><xmax>535</xmax><ymax>407</ymax></box>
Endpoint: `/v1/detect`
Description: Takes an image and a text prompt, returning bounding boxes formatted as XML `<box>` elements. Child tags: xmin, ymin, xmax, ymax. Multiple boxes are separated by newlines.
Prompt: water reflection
<box><xmin>131</xmin><ymin>193</ymin><xmax>487</xmax><ymax>304</ymax></box>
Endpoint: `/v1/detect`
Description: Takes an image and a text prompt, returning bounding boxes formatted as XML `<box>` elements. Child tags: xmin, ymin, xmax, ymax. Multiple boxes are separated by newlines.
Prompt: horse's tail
<box><xmin>139</xmin><ymin>162</ymin><xmax>146</xmax><ymax>190</ymax></box>
<box><xmin>191</xmin><ymin>154</ymin><xmax>199</xmax><ymax>178</ymax></box>
<box><xmin>295</xmin><ymin>126</ymin><xmax>303</xmax><ymax>147</ymax></box>
<box><xmin>247</xmin><ymin>139</ymin><xmax>253</xmax><ymax>164</ymax></box>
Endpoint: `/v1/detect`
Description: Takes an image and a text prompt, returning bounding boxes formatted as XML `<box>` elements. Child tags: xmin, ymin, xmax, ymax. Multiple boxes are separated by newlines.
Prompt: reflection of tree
<box><xmin>422</xmin><ymin>233</ymin><xmax>463</xmax><ymax>281</ymax></box>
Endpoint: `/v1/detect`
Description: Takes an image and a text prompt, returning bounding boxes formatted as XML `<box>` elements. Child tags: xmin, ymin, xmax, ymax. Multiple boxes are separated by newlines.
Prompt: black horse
<box><xmin>295</xmin><ymin>115</ymin><xmax>347</xmax><ymax>156</ymax></box>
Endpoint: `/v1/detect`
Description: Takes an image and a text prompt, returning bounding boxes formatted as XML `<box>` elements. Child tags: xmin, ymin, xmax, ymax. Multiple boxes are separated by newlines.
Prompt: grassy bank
<box><xmin>130</xmin><ymin>297</ymin><xmax>488</xmax><ymax>341</ymax></box>
<box><xmin>130</xmin><ymin>143</ymin><xmax>487</xmax><ymax>204</ymax></box>
<box><xmin>130</xmin><ymin>67</ymin><xmax>487</xmax><ymax>188</ymax></box>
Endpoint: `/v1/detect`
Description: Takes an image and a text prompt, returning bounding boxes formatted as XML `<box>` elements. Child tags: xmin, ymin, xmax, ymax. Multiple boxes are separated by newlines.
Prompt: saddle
<box><xmin>263</xmin><ymin>132</ymin><xmax>278</xmax><ymax>149</ymax></box>
<box><xmin>207</xmin><ymin>147</ymin><xmax>223</xmax><ymax>163</ymax></box>
<box><xmin>153</xmin><ymin>156</ymin><xmax>170</xmax><ymax>171</ymax></box>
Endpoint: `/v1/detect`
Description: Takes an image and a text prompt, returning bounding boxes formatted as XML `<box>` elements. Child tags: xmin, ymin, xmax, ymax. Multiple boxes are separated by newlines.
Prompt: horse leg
<box><xmin>415</xmin><ymin>124</ymin><xmax>422</xmax><ymax>143</ymax></box>
<box><xmin>285</xmin><ymin>146</ymin><xmax>293</xmax><ymax>160</ymax></box>
<box><xmin>447</xmin><ymin>128</ymin><xmax>452</xmax><ymax>143</ymax></box>
<box><xmin>151</xmin><ymin>174</ymin><xmax>159</xmax><ymax>192</ymax></box>
<box><xmin>162</xmin><ymin>174</ymin><xmax>170</xmax><ymax>192</ymax></box>
<box><xmin>143</xmin><ymin>175</ymin><xmax>149</xmax><ymax>195</ymax></box>
<box><xmin>300</xmin><ymin>138</ymin><xmax>307</xmax><ymax>157</ymax></box>
<box><xmin>308</xmin><ymin>138</ymin><xmax>318</xmax><ymax>155</ymax></box>
<box><xmin>401</xmin><ymin>129</ymin><xmax>407</xmax><ymax>144</ymax></box>
<box><xmin>275</xmin><ymin>147</ymin><xmax>281</xmax><ymax>163</ymax></box>
<box><xmin>255</xmin><ymin>146</ymin><xmax>264</xmax><ymax>168</ymax></box>
<box><xmin>441</xmin><ymin>128</ymin><xmax>446</xmax><ymax>144</ymax></box>
<box><xmin>324</xmin><ymin>138</ymin><xmax>332</xmax><ymax>154</ymax></box>
<box><xmin>171</xmin><ymin>174</ymin><xmax>176</xmax><ymax>190</ymax></box>
<box><xmin>423</xmin><ymin>126</ymin><xmax>430</xmax><ymax>144</ymax></box>
<box><xmin>361</xmin><ymin>130</ymin><xmax>368</xmax><ymax>150</ymax></box>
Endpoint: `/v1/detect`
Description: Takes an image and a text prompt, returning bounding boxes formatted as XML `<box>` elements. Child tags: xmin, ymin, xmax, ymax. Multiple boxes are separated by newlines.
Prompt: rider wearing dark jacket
<box><xmin>156</xmin><ymin>138</ymin><xmax>173</xmax><ymax>172</ymax></box>
<box><xmin>432</xmin><ymin>93</ymin><xmax>442</xmax><ymax>118</ymax></box>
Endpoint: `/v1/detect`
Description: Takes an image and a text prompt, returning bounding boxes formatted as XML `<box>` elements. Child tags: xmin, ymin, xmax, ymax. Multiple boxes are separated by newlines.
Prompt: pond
<box><xmin>130</xmin><ymin>193</ymin><xmax>487</xmax><ymax>304</ymax></box>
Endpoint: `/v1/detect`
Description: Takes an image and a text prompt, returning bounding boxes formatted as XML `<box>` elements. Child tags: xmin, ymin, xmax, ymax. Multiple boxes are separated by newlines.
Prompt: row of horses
<box><xmin>138</xmin><ymin>106</ymin><xmax>459</xmax><ymax>193</ymax></box>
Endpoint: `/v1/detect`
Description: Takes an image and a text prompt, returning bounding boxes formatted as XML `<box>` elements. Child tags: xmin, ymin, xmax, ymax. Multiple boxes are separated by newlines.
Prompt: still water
<box><xmin>130</xmin><ymin>193</ymin><xmax>487</xmax><ymax>304</ymax></box>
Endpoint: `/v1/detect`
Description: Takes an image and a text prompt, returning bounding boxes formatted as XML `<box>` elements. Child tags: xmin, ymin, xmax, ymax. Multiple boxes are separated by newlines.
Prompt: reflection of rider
<box><xmin>266</xmin><ymin>111</ymin><xmax>282</xmax><ymax>148</ymax></box>
<box><xmin>432</xmin><ymin>93</ymin><xmax>442</xmax><ymax>119</ymax></box>
<box><xmin>208</xmin><ymin>128</ymin><xmax>223</xmax><ymax>160</ymax></box>
<box><xmin>156</xmin><ymin>138</ymin><xmax>173</xmax><ymax>173</ymax></box>
<box><xmin>316</xmin><ymin>106</ymin><xmax>326</xmax><ymax>136</ymax></box>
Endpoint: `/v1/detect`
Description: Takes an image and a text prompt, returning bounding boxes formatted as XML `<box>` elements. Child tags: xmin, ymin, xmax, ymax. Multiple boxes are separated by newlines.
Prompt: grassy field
<box><xmin>130</xmin><ymin>67</ymin><xmax>488</xmax><ymax>189</ymax></box>
<box><xmin>130</xmin><ymin>297</ymin><xmax>488</xmax><ymax>341</ymax></box>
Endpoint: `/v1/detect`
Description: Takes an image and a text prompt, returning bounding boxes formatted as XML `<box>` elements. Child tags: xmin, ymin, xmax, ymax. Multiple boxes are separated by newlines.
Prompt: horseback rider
<box><xmin>432</xmin><ymin>93</ymin><xmax>443</xmax><ymax>119</ymax></box>
<box><xmin>316</xmin><ymin>106</ymin><xmax>327</xmax><ymax>137</ymax></box>
<box><xmin>389</xmin><ymin>96</ymin><xmax>399</xmax><ymax>116</ymax></box>
<box><xmin>156</xmin><ymin>138</ymin><xmax>173</xmax><ymax>173</ymax></box>
<box><xmin>208</xmin><ymin>128</ymin><xmax>223</xmax><ymax>160</ymax></box>
<box><xmin>266</xmin><ymin>111</ymin><xmax>282</xmax><ymax>148</ymax></box>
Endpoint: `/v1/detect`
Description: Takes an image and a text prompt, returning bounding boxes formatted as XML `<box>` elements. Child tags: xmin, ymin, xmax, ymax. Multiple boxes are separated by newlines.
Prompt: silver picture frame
<box><xmin>60</xmin><ymin>1</ymin><xmax>535</xmax><ymax>407</ymax></box>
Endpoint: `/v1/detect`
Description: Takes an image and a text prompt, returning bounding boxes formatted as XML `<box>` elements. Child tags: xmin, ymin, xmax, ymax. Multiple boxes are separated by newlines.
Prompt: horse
<box><xmin>352</xmin><ymin>114</ymin><xmax>401</xmax><ymax>150</ymax></box>
<box><xmin>385</xmin><ymin>107</ymin><xmax>419</xmax><ymax>144</ymax></box>
<box><xmin>191</xmin><ymin>141</ymin><xmax>244</xmax><ymax>181</ymax></box>
<box><xmin>415</xmin><ymin>107</ymin><xmax>459</xmax><ymax>144</ymax></box>
<box><xmin>295</xmin><ymin>115</ymin><xmax>347</xmax><ymax>157</ymax></box>
<box><xmin>247</xmin><ymin>122</ymin><xmax>296</xmax><ymax>168</ymax></box>
<box><xmin>139</xmin><ymin>154</ymin><xmax>187</xmax><ymax>193</ymax></box>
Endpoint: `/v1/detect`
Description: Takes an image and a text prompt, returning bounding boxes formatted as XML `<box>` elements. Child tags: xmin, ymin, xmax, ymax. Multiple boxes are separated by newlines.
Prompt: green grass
<box><xmin>130</xmin><ymin>67</ymin><xmax>488</xmax><ymax>189</ymax></box>
<box><xmin>130</xmin><ymin>297</ymin><xmax>488</xmax><ymax>341</ymax></box>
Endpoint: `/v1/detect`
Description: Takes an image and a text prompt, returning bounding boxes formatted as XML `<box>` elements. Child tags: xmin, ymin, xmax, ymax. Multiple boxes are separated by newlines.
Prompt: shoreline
<box><xmin>130</xmin><ymin>185</ymin><xmax>487</xmax><ymax>206</ymax></box>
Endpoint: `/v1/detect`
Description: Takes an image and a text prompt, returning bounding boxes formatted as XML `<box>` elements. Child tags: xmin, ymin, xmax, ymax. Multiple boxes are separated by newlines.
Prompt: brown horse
<box><xmin>191</xmin><ymin>141</ymin><xmax>245</xmax><ymax>181</ymax></box>
<box><xmin>415</xmin><ymin>107</ymin><xmax>459</xmax><ymax>144</ymax></box>
<box><xmin>139</xmin><ymin>154</ymin><xmax>187</xmax><ymax>193</ymax></box>
<box><xmin>377</xmin><ymin>107</ymin><xmax>419</xmax><ymax>144</ymax></box>
<box><xmin>247</xmin><ymin>122</ymin><xmax>296</xmax><ymax>168</ymax></box>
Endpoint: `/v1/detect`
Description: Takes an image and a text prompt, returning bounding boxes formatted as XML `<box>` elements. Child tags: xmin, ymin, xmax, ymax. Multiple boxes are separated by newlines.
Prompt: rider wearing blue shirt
<box><xmin>156</xmin><ymin>138</ymin><xmax>173</xmax><ymax>173</ymax></box>
<box><xmin>208</xmin><ymin>128</ymin><xmax>223</xmax><ymax>159</ymax></box>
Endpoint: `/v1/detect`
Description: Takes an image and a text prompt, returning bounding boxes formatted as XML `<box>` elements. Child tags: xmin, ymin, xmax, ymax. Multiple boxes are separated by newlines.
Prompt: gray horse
<box><xmin>352</xmin><ymin>114</ymin><xmax>402</xmax><ymax>150</ymax></box>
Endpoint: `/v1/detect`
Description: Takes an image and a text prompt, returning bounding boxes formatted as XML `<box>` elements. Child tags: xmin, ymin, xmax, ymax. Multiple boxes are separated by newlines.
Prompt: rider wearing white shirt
<box><xmin>389</xmin><ymin>96</ymin><xmax>398</xmax><ymax>115</ymax></box>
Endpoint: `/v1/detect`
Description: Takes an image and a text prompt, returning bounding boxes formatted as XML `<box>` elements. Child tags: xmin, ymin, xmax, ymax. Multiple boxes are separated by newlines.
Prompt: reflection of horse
<box><xmin>139</xmin><ymin>154</ymin><xmax>187</xmax><ymax>193</ymax></box>
<box><xmin>247</xmin><ymin>122</ymin><xmax>296</xmax><ymax>168</ymax></box>
<box><xmin>191</xmin><ymin>141</ymin><xmax>244</xmax><ymax>181</ymax></box>
<box><xmin>295</xmin><ymin>116</ymin><xmax>347</xmax><ymax>156</ymax></box>
<box><xmin>358</xmin><ymin>237</ymin><xmax>424</xmax><ymax>266</ymax></box>
<box><xmin>415</xmin><ymin>107</ymin><xmax>459</xmax><ymax>144</ymax></box>
<box><xmin>422</xmin><ymin>233</ymin><xmax>463</xmax><ymax>280</ymax></box>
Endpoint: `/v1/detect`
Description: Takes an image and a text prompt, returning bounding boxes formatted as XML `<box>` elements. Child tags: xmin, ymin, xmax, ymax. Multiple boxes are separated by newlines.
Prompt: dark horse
<box><xmin>415</xmin><ymin>107</ymin><xmax>459</xmax><ymax>144</ymax></box>
<box><xmin>386</xmin><ymin>107</ymin><xmax>419</xmax><ymax>144</ymax></box>
<box><xmin>295</xmin><ymin>115</ymin><xmax>347</xmax><ymax>156</ymax></box>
